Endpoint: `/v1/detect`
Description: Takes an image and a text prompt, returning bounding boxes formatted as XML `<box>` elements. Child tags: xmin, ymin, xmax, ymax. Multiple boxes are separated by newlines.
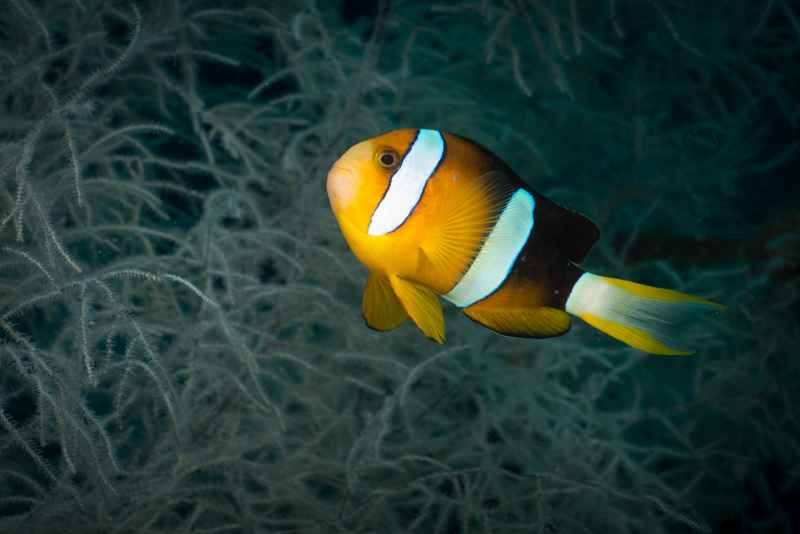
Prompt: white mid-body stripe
<box><xmin>443</xmin><ymin>189</ymin><xmax>536</xmax><ymax>308</ymax></box>
<box><xmin>368</xmin><ymin>129</ymin><xmax>445</xmax><ymax>236</ymax></box>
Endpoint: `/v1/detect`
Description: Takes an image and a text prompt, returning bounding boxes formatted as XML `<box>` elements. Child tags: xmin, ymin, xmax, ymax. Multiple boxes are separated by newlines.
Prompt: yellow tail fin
<box><xmin>565</xmin><ymin>273</ymin><xmax>725</xmax><ymax>355</ymax></box>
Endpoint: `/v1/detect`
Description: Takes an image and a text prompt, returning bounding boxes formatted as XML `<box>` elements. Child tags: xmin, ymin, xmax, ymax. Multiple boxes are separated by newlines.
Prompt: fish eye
<box><xmin>376</xmin><ymin>149</ymin><xmax>399</xmax><ymax>169</ymax></box>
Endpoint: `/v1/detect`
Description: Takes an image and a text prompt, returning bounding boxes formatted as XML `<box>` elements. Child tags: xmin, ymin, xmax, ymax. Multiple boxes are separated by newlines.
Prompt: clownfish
<box><xmin>326</xmin><ymin>128</ymin><xmax>723</xmax><ymax>354</ymax></box>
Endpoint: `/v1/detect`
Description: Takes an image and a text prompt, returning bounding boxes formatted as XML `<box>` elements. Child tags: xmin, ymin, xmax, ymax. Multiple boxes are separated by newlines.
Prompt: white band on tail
<box><xmin>565</xmin><ymin>273</ymin><xmax>608</xmax><ymax>317</ymax></box>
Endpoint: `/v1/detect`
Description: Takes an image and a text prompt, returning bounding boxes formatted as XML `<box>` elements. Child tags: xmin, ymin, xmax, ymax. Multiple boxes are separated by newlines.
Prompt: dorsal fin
<box><xmin>535</xmin><ymin>194</ymin><xmax>599</xmax><ymax>262</ymax></box>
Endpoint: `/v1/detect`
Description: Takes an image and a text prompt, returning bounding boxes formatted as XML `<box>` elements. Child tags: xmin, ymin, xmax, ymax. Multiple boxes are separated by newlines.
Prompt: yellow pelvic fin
<box><xmin>362</xmin><ymin>272</ymin><xmax>408</xmax><ymax>331</ymax></box>
<box><xmin>389</xmin><ymin>275</ymin><xmax>445</xmax><ymax>343</ymax></box>
<box><xmin>463</xmin><ymin>306</ymin><xmax>571</xmax><ymax>338</ymax></box>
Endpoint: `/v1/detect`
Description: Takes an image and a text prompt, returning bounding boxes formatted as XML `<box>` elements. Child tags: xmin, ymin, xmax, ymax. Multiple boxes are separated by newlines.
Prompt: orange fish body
<box><xmin>327</xmin><ymin>128</ymin><xmax>722</xmax><ymax>354</ymax></box>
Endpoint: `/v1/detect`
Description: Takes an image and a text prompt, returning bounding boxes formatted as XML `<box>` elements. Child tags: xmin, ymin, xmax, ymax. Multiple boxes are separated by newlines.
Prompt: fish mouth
<box><xmin>326</xmin><ymin>164</ymin><xmax>356</xmax><ymax>213</ymax></box>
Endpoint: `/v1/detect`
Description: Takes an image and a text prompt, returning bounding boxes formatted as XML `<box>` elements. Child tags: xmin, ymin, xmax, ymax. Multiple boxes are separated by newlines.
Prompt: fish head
<box><xmin>326</xmin><ymin>129</ymin><xmax>417</xmax><ymax>233</ymax></box>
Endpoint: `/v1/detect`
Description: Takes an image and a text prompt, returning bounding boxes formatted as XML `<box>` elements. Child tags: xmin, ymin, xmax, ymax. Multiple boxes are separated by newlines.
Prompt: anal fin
<box><xmin>463</xmin><ymin>306</ymin><xmax>571</xmax><ymax>338</ymax></box>
<box><xmin>389</xmin><ymin>275</ymin><xmax>445</xmax><ymax>343</ymax></box>
<box><xmin>362</xmin><ymin>272</ymin><xmax>408</xmax><ymax>331</ymax></box>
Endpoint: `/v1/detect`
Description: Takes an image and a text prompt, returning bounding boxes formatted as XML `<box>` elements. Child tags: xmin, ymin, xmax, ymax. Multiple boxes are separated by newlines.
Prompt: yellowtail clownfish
<box><xmin>326</xmin><ymin>128</ymin><xmax>724</xmax><ymax>354</ymax></box>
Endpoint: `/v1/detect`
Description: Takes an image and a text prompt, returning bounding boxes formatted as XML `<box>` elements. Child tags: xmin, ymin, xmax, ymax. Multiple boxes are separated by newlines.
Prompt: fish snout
<box><xmin>326</xmin><ymin>164</ymin><xmax>356</xmax><ymax>212</ymax></box>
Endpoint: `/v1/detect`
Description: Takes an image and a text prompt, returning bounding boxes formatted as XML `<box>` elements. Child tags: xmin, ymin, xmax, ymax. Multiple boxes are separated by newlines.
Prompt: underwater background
<box><xmin>0</xmin><ymin>0</ymin><xmax>798</xmax><ymax>532</ymax></box>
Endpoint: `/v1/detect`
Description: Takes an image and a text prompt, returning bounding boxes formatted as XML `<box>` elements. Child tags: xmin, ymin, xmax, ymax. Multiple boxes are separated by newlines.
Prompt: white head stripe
<box><xmin>443</xmin><ymin>189</ymin><xmax>535</xmax><ymax>308</ymax></box>
<box><xmin>368</xmin><ymin>129</ymin><xmax>445</xmax><ymax>236</ymax></box>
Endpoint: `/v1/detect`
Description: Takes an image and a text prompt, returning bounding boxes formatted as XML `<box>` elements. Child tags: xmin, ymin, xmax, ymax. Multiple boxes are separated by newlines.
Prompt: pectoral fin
<box><xmin>417</xmin><ymin>169</ymin><xmax>514</xmax><ymax>291</ymax></box>
<box><xmin>389</xmin><ymin>275</ymin><xmax>445</xmax><ymax>343</ymax></box>
<box><xmin>362</xmin><ymin>272</ymin><xmax>408</xmax><ymax>331</ymax></box>
<box><xmin>464</xmin><ymin>306</ymin><xmax>571</xmax><ymax>338</ymax></box>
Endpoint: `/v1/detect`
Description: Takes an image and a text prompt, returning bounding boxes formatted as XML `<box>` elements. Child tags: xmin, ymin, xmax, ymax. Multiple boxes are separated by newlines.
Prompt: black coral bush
<box><xmin>0</xmin><ymin>1</ymin><xmax>797</xmax><ymax>533</ymax></box>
